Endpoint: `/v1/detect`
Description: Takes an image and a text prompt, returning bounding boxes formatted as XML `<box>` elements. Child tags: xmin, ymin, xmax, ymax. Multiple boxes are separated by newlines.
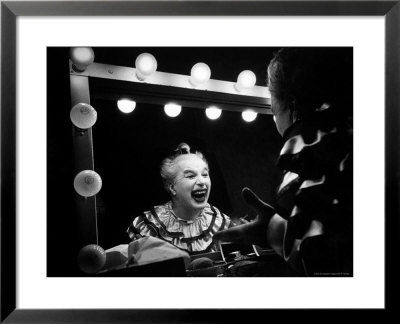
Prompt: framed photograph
<box><xmin>1</xmin><ymin>0</ymin><xmax>398</xmax><ymax>322</ymax></box>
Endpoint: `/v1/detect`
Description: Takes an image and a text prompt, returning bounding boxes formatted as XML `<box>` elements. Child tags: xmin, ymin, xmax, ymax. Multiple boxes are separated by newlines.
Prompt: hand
<box><xmin>213</xmin><ymin>187</ymin><xmax>276</xmax><ymax>247</ymax></box>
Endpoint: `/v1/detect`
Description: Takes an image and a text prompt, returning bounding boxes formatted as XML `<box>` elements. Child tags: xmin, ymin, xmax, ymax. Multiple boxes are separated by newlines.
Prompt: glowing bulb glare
<box><xmin>69</xmin><ymin>47</ymin><xmax>95</xmax><ymax>72</ymax></box>
<box><xmin>74</xmin><ymin>170</ymin><xmax>102</xmax><ymax>197</ymax></box>
<box><xmin>190</xmin><ymin>63</ymin><xmax>211</xmax><ymax>86</ymax></box>
<box><xmin>242</xmin><ymin>110</ymin><xmax>258</xmax><ymax>122</ymax></box>
<box><xmin>205</xmin><ymin>107</ymin><xmax>222</xmax><ymax>120</ymax></box>
<box><xmin>70</xmin><ymin>103</ymin><xmax>97</xmax><ymax>129</ymax></box>
<box><xmin>236</xmin><ymin>70</ymin><xmax>256</xmax><ymax>91</ymax></box>
<box><xmin>135</xmin><ymin>53</ymin><xmax>157</xmax><ymax>80</ymax></box>
<box><xmin>164</xmin><ymin>104</ymin><xmax>182</xmax><ymax>117</ymax></box>
<box><xmin>117</xmin><ymin>99</ymin><xmax>136</xmax><ymax>113</ymax></box>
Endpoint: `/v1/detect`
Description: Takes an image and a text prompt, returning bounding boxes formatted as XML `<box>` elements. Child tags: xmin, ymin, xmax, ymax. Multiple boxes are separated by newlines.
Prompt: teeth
<box><xmin>192</xmin><ymin>190</ymin><xmax>206</xmax><ymax>195</ymax></box>
<box><xmin>192</xmin><ymin>189</ymin><xmax>207</xmax><ymax>200</ymax></box>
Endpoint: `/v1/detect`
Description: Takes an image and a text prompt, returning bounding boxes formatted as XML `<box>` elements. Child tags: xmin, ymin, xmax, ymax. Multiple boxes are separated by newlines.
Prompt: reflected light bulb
<box><xmin>135</xmin><ymin>53</ymin><xmax>157</xmax><ymax>81</ymax></box>
<box><xmin>235</xmin><ymin>70</ymin><xmax>256</xmax><ymax>91</ymax></box>
<box><xmin>77</xmin><ymin>244</ymin><xmax>106</xmax><ymax>274</ymax></box>
<box><xmin>164</xmin><ymin>103</ymin><xmax>182</xmax><ymax>117</ymax></box>
<box><xmin>242</xmin><ymin>110</ymin><xmax>258</xmax><ymax>122</ymax></box>
<box><xmin>69</xmin><ymin>47</ymin><xmax>95</xmax><ymax>72</ymax></box>
<box><xmin>205</xmin><ymin>106</ymin><xmax>222</xmax><ymax>120</ymax></box>
<box><xmin>70</xmin><ymin>103</ymin><xmax>97</xmax><ymax>129</ymax></box>
<box><xmin>189</xmin><ymin>63</ymin><xmax>211</xmax><ymax>87</ymax></box>
<box><xmin>73</xmin><ymin>170</ymin><xmax>102</xmax><ymax>197</ymax></box>
<box><xmin>117</xmin><ymin>99</ymin><xmax>136</xmax><ymax>113</ymax></box>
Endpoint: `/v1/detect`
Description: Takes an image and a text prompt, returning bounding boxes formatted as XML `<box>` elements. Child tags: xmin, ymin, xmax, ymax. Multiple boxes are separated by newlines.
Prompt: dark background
<box><xmin>47</xmin><ymin>47</ymin><xmax>288</xmax><ymax>276</ymax></box>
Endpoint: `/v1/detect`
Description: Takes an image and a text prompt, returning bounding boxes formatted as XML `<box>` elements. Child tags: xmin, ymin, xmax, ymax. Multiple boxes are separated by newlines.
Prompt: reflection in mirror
<box><xmin>92</xmin><ymin>99</ymin><xmax>283</xmax><ymax>251</ymax></box>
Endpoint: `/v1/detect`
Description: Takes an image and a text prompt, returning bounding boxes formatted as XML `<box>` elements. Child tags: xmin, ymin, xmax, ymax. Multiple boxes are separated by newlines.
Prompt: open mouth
<box><xmin>191</xmin><ymin>189</ymin><xmax>208</xmax><ymax>203</ymax></box>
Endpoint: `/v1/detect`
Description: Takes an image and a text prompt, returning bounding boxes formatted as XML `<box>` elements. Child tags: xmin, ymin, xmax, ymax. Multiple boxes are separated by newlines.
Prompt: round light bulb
<box><xmin>70</xmin><ymin>103</ymin><xmax>97</xmax><ymax>129</ymax></box>
<box><xmin>164</xmin><ymin>103</ymin><xmax>182</xmax><ymax>117</ymax></box>
<box><xmin>117</xmin><ymin>99</ymin><xmax>136</xmax><ymax>113</ymax></box>
<box><xmin>205</xmin><ymin>106</ymin><xmax>222</xmax><ymax>120</ymax></box>
<box><xmin>135</xmin><ymin>53</ymin><xmax>157</xmax><ymax>81</ymax></box>
<box><xmin>189</xmin><ymin>63</ymin><xmax>211</xmax><ymax>86</ymax></box>
<box><xmin>69</xmin><ymin>47</ymin><xmax>95</xmax><ymax>72</ymax></box>
<box><xmin>236</xmin><ymin>70</ymin><xmax>257</xmax><ymax>91</ymax></box>
<box><xmin>77</xmin><ymin>244</ymin><xmax>106</xmax><ymax>274</ymax></box>
<box><xmin>73</xmin><ymin>170</ymin><xmax>102</xmax><ymax>197</ymax></box>
<box><xmin>242</xmin><ymin>110</ymin><xmax>258</xmax><ymax>122</ymax></box>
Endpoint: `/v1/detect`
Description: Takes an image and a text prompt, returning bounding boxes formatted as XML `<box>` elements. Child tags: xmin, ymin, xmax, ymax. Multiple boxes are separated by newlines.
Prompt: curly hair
<box><xmin>267</xmin><ymin>47</ymin><xmax>353</xmax><ymax>119</ymax></box>
<box><xmin>160</xmin><ymin>143</ymin><xmax>208</xmax><ymax>192</ymax></box>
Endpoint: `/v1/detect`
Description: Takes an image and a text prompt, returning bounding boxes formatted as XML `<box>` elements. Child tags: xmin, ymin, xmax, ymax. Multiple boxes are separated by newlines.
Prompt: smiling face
<box><xmin>170</xmin><ymin>154</ymin><xmax>211</xmax><ymax>211</ymax></box>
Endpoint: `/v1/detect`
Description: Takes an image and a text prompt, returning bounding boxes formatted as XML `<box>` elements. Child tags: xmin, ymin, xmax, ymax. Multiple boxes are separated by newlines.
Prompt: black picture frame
<box><xmin>1</xmin><ymin>0</ymin><xmax>399</xmax><ymax>322</ymax></box>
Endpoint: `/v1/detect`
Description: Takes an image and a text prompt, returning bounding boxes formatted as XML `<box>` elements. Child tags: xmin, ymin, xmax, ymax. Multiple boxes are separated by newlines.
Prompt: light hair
<box><xmin>160</xmin><ymin>143</ymin><xmax>208</xmax><ymax>192</ymax></box>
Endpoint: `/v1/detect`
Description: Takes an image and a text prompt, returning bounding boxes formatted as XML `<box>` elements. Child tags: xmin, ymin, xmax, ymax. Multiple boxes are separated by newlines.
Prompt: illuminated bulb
<box><xmin>117</xmin><ymin>99</ymin><xmax>136</xmax><ymax>113</ymax></box>
<box><xmin>77</xmin><ymin>244</ymin><xmax>106</xmax><ymax>274</ymax></box>
<box><xmin>73</xmin><ymin>170</ymin><xmax>102</xmax><ymax>197</ymax></box>
<box><xmin>164</xmin><ymin>103</ymin><xmax>182</xmax><ymax>117</ymax></box>
<box><xmin>135</xmin><ymin>53</ymin><xmax>157</xmax><ymax>81</ymax></box>
<box><xmin>69</xmin><ymin>47</ymin><xmax>95</xmax><ymax>72</ymax></box>
<box><xmin>235</xmin><ymin>70</ymin><xmax>256</xmax><ymax>91</ymax></box>
<box><xmin>273</xmin><ymin>115</ymin><xmax>277</xmax><ymax>123</ymax></box>
<box><xmin>242</xmin><ymin>110</ymin><xmax>258</xmax><ymax>122</ymax></box>
<box><xmin>70</xmin><ymin>103</ymin><xmax>97</xmax><ymax>129</ymax></box>
<box><xmin>205</xmin><ymin>106</ymin><xmax>222</xmax><ymax>120</ymax></box>
<box><xmin>189</xmin><ymin>63</ymin><xmax>211</xmax><ymax>87</ymax></box>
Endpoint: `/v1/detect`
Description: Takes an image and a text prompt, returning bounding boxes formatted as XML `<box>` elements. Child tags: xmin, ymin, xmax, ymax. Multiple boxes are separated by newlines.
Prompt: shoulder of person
<box><xmin>131</xmin><ymin>203</ymin><xmax>167</xmax><ymax>226</ymax></box>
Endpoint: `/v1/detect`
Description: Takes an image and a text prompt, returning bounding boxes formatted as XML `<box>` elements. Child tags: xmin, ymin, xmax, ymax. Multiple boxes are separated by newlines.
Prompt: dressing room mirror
<box><xmin>86</xmin><ymin>47</ymin><xmax>284</xmax><ymax>250</ymax></box>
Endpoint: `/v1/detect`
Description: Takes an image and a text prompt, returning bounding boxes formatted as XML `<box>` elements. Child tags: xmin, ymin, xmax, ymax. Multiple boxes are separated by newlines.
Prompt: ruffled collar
<box><xmin>166</xmin><ymin>201</ymin><xmax>198</xmax><ymax>224</ymax></box>
<box><xmin>150</xmin><ymin>201</ymin><xmax>219</xmax><ymax>239</ymax></box>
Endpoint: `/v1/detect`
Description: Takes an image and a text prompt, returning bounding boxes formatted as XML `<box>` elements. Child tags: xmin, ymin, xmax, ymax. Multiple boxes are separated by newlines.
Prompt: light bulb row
<box><xmin>69</xmin><ymin>103</ymin><xmax>103</xmax><ymax>197</ymax></box>
<box><xmin>70</xmin><ymin>47</ymin><xmax>257</xmax><ymax>92</ymax></box>
<box><xmin>70</xmin><ymin>101</ymin><xmax>258</xmax><ymax>127</ymax></box>
<box><xmin>117</xmin><ymin>100</ymin><xmax>257</xmax><ymax>122</ymax></box>
<box><xmin>116</xmin><ymin>99</ymin><xmax>258</xmax><ymax>122</ymax></box>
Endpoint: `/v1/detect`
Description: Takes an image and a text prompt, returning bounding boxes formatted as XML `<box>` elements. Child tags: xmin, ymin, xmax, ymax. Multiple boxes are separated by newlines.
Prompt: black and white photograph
<box><xmin>47</xmin><ymin>46</ymin><xmax>354</xmax><ymax>278</ymax></box>
<box><xmin>3</xmin><ymin>1</ymin><xmax>398</xmax><ymax>320</ymax></box>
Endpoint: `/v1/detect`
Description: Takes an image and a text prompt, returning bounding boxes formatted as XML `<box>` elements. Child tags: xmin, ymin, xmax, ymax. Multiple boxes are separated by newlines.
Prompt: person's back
<box><xmin>275</xmin><ymin>101</ymin><xmax>353</xmax><ymax>275</ymax></box>
<box><xmin>214</xmin><ymin>48</ymin><xmax>353</xmax><ymax>276</ymax></box>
